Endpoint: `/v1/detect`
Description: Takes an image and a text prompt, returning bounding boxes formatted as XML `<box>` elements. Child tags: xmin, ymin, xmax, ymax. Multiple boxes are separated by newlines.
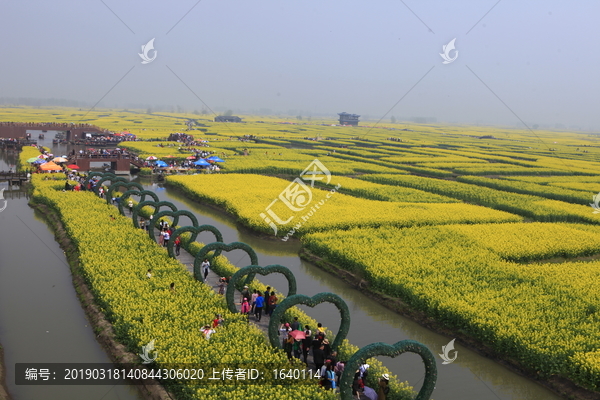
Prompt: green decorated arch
<box><xmin>106</xmin><ymin>182</ymin><xmax>144</xmax><ymax>204</ymax></box>
<box><xmin>193</xmin><ymin>242</ymin><xmax>258</xmax><ymax>283</ymax></box>
<box><xmin>94</xmin><ymin>175</ymin><xmax>127</xmax><ymax>195</ymax></box>
<box><xmin>148</xmin><ymin>210</ymin><xmax>199</xmax><ymax>242</ymax></box>
<box><xmin>268</xmin><ymin>293</ymin><xmax>350</xmax><ymax>352</ymax></box>
<box><xmin>226</xmin><ymin>265</ymin><xmax>297</xmax><ymax>314</ymax></box>
<box><xmin>340</xmin><ymin>340</ymin><xmax>437</xmax><ymax>400</ymax></box>
<box><xmin>117</xmin><ymin>190</ymin><xmax>159</xmax><ymax>216</ymax></box>
<box><xmin>166</xmin><ymin>225</ymin><xmax>223</xmax><ymax>258</ymax></box>
<box><xmin>132</xmin><ymin>200</ymin><xmax>178</xmax><ymax>228</ymax></box>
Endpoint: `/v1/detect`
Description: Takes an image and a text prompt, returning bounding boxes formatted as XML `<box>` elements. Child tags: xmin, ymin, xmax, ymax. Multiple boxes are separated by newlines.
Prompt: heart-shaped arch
<box><xmin>166</xmin><ymin>225</ymin><xmax>224</xmax><ymax>258</ymax></box>
<box><xmin>131</xmin><ymin>200</ymin><xmax>177</xmax><ymax>228</ymax></box>
<box><xmin>118</xmin><ymin>190</ymin><xmax>159</xmax><ymax>216</ymax></box>
<box><xmin>193</xmin><ymin>242</ymin><xmax>258</xmax><ymax>283</ymax></box>
<box><xmin>148</xmin><ymin>210</ymin><xmax>199</xmax><ymax>242</ymax></box>
<box><xmin>94</xmin><ymin>176</ymin><xmax>127</xmax><ymax>194</ymax></box>
<box><xmin>106</xmin><ymin>182</ymin><xmax>144</xmax><ymax>204</ymax></box>
<box><xmin>225</xmin><ymin>265</ymin><xmax>297</xmax><ymax>314</ymax></box>
<box><xmin>340</xmin><ymin>340</ymin><xmax>437</xmax><ymax>400</ymax></box>
<box><xmin>268</xmin><ymin>293</ymin><xmax>350</xmax><ymax>352</ymax></box>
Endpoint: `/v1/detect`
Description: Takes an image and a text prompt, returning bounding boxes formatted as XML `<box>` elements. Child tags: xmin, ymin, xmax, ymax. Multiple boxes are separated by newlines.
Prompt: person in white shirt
<box><xmin>201</xmin><ymin>259</ymin><xmax>210</xmax><ymax>281</ymax></box>
<box><xmin>201</xmin><ymin>325</ymin><xmax>215</xmax><ymax>340</ymax></box>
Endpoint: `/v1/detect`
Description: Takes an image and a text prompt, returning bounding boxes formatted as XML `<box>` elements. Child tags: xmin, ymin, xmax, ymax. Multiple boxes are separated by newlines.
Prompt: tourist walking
<box><xmin>325</xmin><ymin>364</ymin><xmax>336</xmax><ymax>391</ymax></box>
<box><xmin>378</xmin><ymin>374</ymin><xmax>390</xmax><ymax>400</ymax></box>
<box><xmin>279</xmin><ymin>323</ymin><xmax>292</xmax><ymax>344</ymax></box>
<box><xmin>218</xmin><ymin>277</ymin><xmax>227</xmax><ymax>295</ymax></box>
<box><xmin>302</xmin><ymin>325</ymin><xmax>312</xmax><ymax>364</ymax></box>
<box><xmin>163</xmin><ymin>229</ymin><xmax>170</xmax><ymax>247</ymax></box>
<box><xmin>291</xmin><ymin>317</ymin><xmax>300</xmax><ymax>331</ymax></box>
<box><xmin>201</xmin><ymin>258</ymin><xmax>210</xmax><ymax>281</ymax></box>
<box><xmin>293</xmin><ymin>338</ymin><xmax>302</xmax><ymax>360</ymax></box>
<box><xmin>174</xmin><ymin>237</ymin><xmax>181</xmax><ymax>256</ymax></box>
<box><xmin>283</xmin><ymin>334</ymin><xmax>294</xmax><ymax>362</ymax></box>
<box><xmin>158</xmin><ymin>229</ymin><xmax>165</xmax><ymax>246</ymax></box>
<box><xmin>254</xmin><ymin>291</ymin><xmax>264</xmax><ymax>321</ymax></box>
<box><xmin>264</xmin><ymin>286</ymin><xmax>271</xmax><ymax>316</ymax></box>
<box><xmin>240</xmin><ymin>285</ymin><xmax>250</xmax><ymax>305</ymax></box>
<box><xmin>128</xmin><ymin>200</ymin><xmax>134</xmax><ymax>214</ymax></box>
<box><xmin>312</xmin><ymin>339</ymin><xmax>325</xmax><ymax>372</ymax></box>
<box><xmin>268</xmin><ymin>291</ymin><xmax>277</xmax><ymax>315</ymax></box>
<box><xmin>250</xmin><ymin>289</ymin><xmax>258</xmax><ymax>314</ymax></box>
<box><xmin>241</xmin><ymin>298</ymin><xmax>250</xmax><ymax>317</ymax></box>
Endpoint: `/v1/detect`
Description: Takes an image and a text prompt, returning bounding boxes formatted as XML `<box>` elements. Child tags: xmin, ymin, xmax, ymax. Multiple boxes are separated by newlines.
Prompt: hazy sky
<box><xmin>1</xmin><ymin>1</ymin><xmax>598</xmax><ymax>128</ymax></box>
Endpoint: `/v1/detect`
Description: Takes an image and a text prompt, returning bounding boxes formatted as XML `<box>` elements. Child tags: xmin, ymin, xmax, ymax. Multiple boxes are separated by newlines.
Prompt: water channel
<box><xmin>0</xmin><ymin>133</ymin><xmax>564</xmax><ymax>400</ymax></box>
<box><xmin>0</xmin><ymin>147</ymin><xmax>143</xmax><ymax>400</ymax></box>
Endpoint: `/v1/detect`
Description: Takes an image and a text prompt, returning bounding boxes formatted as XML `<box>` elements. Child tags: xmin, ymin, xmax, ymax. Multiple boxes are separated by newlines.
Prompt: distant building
<box><xmin>338</xmin><ymin>112</ymin><xmax>360</xmax><ymax>126</ymax></box>
<box><xmin>214</xmin><ymin>116</ymin><xmax>242</xmax><ymax>123</ymax></box>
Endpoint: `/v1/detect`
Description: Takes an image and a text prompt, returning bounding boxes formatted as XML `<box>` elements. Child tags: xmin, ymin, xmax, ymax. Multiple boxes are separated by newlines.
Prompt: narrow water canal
<box><xmin>137</xmin><ymin>179</ymin><xmax>563</xmax><ymax>400</ymax></box>
<box><xmin>0</xmin><ymin>149</ymin><xmax>142</xmax><ymax>400</ymax></box>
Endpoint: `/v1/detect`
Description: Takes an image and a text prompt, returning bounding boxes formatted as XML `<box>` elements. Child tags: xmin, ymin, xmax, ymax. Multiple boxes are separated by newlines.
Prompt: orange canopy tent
<box><xmin>39</xmin><ymin>161</ymin><xmax>63</xmax><ymax>171</ymax></box>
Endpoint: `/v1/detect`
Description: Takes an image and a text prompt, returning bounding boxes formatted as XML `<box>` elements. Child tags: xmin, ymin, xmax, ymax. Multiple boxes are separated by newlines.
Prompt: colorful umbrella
<box><xmin>155</xmin><ymin>160</ymin><xmax>168</xmax><ymax>167</ymax></box>
<box><xmin>289</xmin><ymin>330</ymin><xmax>306</xmax><ymax>340</ymax></box>
<box><xmin>206</xmin><ymin>156</ymin><xmax>225</xmax><ymax>162</ymax></box>
<box><xmin>146</xmin><ymin>156</ymin><xmax>158</xmax><ymax>160</ymax></box>
<box><xmin>53</xmin><ymin>157</ymin><xmax>68</xmax><ymax>163</ymax></box>
<box><xmin>26</xmin><ymin>157</ymin><xmax>39</xmax><ymax>163</ymax></box>
<box><xmin>67</xmin><ymin>164</ymin><xmax>80</xmax><ymax>169</ymax></box>
<box><xmin>32</xmin><ymin>159</ymin><xmax>47</xmax><ymax>164</ymax></box>
<box><xmin>193</xmin><ymin>159</ymin><xmax>210</xmax><ymax>166</ymax></box>
<box><xmin>39</xmin><ymin>161</ymin><xmax>62</xmax><ymax>171</ymax></box>
<box><xmin>186</xmin><ymin>156</ymin><xmax>197</xmax><ymax>160</ymax></box>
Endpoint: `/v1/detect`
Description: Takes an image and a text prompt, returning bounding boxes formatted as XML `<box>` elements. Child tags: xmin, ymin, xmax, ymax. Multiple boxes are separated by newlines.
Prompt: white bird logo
<box><xmin>439</xmin><ymin>338</ymin><xmax>458</xmax><ymax>364</ymax></box>
<box><xmin>440</xmin><ymin>38</ymin><xmax>458</xmax><ymax>64</ymax></box>
<box><xmin>0</xmin><ymin>189</ymin><xmax>6</xmax><ymax>213</ymax></box>
<box><xmin>139</xmin><ymin>38</ymin><xmax>157</xmax><ymax>64</ymax></box>
<box><xmin>590</xmin><ymin>192</ymin><xmax>600</xmax><ymax>214</ymax></box>
<box><xmin>139</xmin><ymin>339</ymin><xmax>158</xmax><ymax>364</ymax></box>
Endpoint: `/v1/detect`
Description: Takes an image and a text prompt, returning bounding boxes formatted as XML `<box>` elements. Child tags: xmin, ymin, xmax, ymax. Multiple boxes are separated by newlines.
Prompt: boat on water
<box><xmin>38</xmin><ymin>133</ymin><xmax>45</xmax><ymax>139</ymax></box>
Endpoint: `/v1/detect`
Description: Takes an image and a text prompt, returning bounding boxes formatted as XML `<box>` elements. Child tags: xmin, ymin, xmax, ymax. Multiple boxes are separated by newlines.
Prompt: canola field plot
<box><xmin>456</xmin><ymin>176</ymin><xmax>593</xmax><ymax>205</ymax></box>
<box><xmin>444</xmin><ymin>222</ymin><xmax>600</xmax><ymax>262</ymax></box>
<box><xmin>315</xmin><ymin>176</ymin><xmax>459</xmax><ymax>203</ymax></box>
<box><xmin>166</xmin><ymin>174</ymin><xmax>521</xmax><ymax>237</ymax></box>
<box><xmin>546</xmin><ymin>181</ymin><xmax>600</xmax><ymax>192</ymax></box>
<box><xmin>359</xmin><ymin>174</ymin><xmax>599</xmax><ymax>224</ymax></box>
<box><xmin>500</xmin><ymin>176</ymin><xmax>600</xmax><ymax>184</ymax></box>
<box><xmin>302</xmin><ymin>224</ymin><xmax>600</xmax><ymax>391</ymax></box>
